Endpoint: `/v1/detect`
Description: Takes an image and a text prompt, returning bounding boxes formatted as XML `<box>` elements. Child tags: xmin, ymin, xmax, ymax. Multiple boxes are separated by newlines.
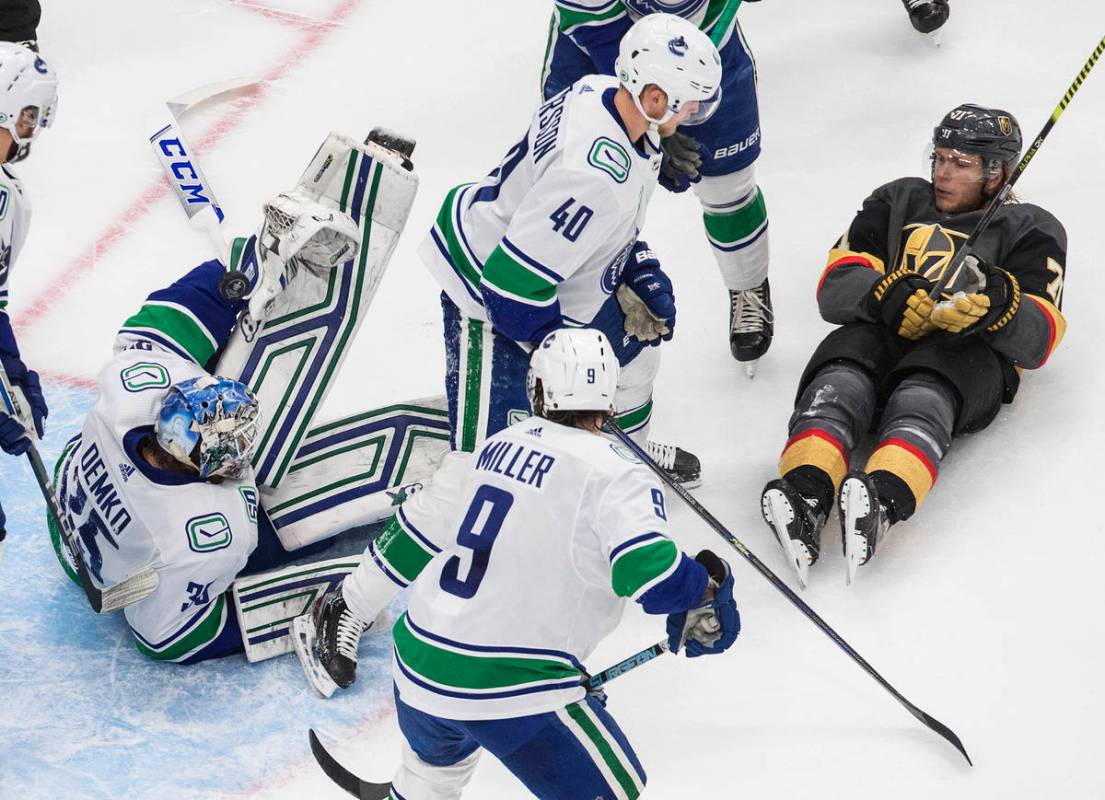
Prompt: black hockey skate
<box><xmin>902</xmin><ymin>0</ymin><xmax>949</xmax><ymax>35</ymax></box>
<box><xmin>839</xmin><ymin>471</ymin><xmax>892</xmax><ymax>586</ymax></box>
<box><xmin>761</xmin><ymin>478</ymin><xmax>826</xmax><ymax>589</ymax></box>
<box><xmin>291</xmin><ymin>586</ymin><xmax>368</xmax><ymax>698</ymax></box>
<box><xmin>729</xmin><ymin>278</ymin><xmax>773</xmax><ymax>377</ymax></box>
<box><xmin>647</xmin><ymin>440</ymin><xmax>702</xmax><ymax>489</ymax></box>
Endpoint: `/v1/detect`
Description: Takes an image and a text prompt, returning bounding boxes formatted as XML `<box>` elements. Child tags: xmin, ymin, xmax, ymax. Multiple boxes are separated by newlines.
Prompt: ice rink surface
<box><xmin>2</xmin><ymin>1</ymin><xmax>1104</xmax><ymax>797</ymax></box>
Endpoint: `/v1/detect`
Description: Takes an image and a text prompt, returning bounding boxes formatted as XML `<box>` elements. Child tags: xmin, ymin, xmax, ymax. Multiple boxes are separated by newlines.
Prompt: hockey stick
<box><xmin>309</xmin><ymin>729</ymin><xmax>391</xmax><ymax>800</ymax></box>
<box><xmin>932</xmin><ymin>34</ymin><xmax>1105</xmax><ymax>295</ymax></box>
<box><xmin>582</xmin><ymin>640</ymin><xmax>669</xmax><ymax>692</ymax></box>
<box><xmin>0</xmin><ymin>368</ymin><xmax>158</xmax><ymax>612</ymax></box>
<box><xmin>308</xmin><ymin>641</ymin><xmax>671</xmax><ymax>798</ymax></box>
<box><xmin>604</xmin><ymin>424</ymin><xmax>972</xmax><ymax>765</ymax></box>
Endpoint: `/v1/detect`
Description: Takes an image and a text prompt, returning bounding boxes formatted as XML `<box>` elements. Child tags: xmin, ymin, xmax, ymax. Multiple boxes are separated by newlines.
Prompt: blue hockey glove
<box><xmin>659</xmin><ymin>132</ymin><xmax>702</xmax><ymax>194</ymax></box>
<box><xmin>0</xmin><ymin>408</ymin><xmax>30</xmax><ymax>455</ymax></box>
<box><xmin>618</xmin><ymin>242</ymin><xmax>676</xmax><ymax>344</ymax></box>
<box><xmin>0</xmin><ymin>353</ymin><xmax>47</xmax><ymax>440</ymax></box>
<box><xmin>666</xmin><ymin>550</ymin><xmax>740</xmax><ymax>658</ymax></box>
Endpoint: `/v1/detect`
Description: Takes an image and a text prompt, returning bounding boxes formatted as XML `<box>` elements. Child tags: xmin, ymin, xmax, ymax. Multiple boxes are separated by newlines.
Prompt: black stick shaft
<box><xmin>605</xmin><ymin>424</ymin><xmax>972</xmax><ymax>765</ymax></box>
<box><xmin>582</xmin><ymin>641</ymin><xmax>669</xmax><ymax>693</ymax></box>
<box><xmin>934</xmin><ymin>34</ymin><xmax>1105</xmax><ymax>294</ymax></box>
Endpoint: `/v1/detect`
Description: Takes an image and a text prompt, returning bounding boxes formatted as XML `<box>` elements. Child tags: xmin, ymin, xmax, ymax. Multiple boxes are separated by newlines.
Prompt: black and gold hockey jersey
<box><xmin>804</xmin><ymin>177</ymin><xmax>1068</xmax><ymax>432</ymax></box>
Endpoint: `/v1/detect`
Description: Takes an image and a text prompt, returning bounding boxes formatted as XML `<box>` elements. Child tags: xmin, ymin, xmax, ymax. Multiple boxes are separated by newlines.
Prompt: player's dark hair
<box><xmin>531</xmin><ymin>379</ymin><xmax>611</xmax><ymax>430</ymax></box>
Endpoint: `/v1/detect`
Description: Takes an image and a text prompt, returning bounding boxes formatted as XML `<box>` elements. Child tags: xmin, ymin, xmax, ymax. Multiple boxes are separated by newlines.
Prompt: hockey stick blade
<box><xmin>308</xmin><ymin>729</ymin><xmax>391</xmax><ymax>800</ymax></box>
<box><xmin>604</xmin><ymin>424</ymin><xmax>972</xmax><ymax>765</ymax></box>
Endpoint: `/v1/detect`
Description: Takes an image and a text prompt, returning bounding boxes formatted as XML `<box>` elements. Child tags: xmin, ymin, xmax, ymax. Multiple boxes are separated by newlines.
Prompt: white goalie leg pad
<box><xmin>217</xmin><ymin>130</ymin><xmax>420</xmax><ymax>492</ymax></box>
<box><xmin>232</xmin><ymin>554</ymin><xmax>379</xmax><ymax>662</ymax></box>
<box><xmin>613</xmin><ymin>346</ymin><xmax>661</xmax><ymax>447</ymax></box>
<box><xmin>693</xmin><ymin>164</ymin><xmax>770</xmax><ymax>290</ymax></box>
<box><xmin>263</xmin><ymin>396</ymin><xmax>450</xmax><ymax>551</ymax></box>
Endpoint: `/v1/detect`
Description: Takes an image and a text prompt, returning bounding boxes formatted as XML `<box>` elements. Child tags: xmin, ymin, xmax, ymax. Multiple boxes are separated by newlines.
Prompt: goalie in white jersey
<box><xmin>48</xmin><ymin>187</ymin><xmax>367</xmax><ymax>663</ymax></box>
<box><xmin>293</xmin><ymin>329</ymin><xmax>741</xmax><ymax>799</ymax></box>
<box><xmin>423</xmin><ymin>13</ymin><xmax>721</xmax><ymax>486</ymax></box>
<box><xmin>0</xmin><ymin>42</ymin><xmax>56</xmax><ymax>550</ymax></box>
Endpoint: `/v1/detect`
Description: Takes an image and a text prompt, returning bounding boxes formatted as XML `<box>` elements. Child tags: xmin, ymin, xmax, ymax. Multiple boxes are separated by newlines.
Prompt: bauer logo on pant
<box><xmin>187</xmin><ymin>513</ymin><xmax>233</xmax><ymax>553</ymax></box>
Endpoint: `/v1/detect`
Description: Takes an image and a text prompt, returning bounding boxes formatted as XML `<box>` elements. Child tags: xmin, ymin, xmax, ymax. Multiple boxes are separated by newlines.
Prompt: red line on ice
<box><xmin>12</xmin><ymin>0</ymin><xmax>362</xmax><ymax>351</ymax></box>
<box><xmin>226</xmin><ymin>0</ymin><xmax>342</xmax><ymax>32</ymax></box>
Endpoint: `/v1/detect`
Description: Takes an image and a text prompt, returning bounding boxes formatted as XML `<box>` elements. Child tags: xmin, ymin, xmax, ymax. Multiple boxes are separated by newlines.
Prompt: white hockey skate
<box><xmin>839</xmin><ymin>471</ymin><xmax>892</xmax><ymax>585</ymax></box>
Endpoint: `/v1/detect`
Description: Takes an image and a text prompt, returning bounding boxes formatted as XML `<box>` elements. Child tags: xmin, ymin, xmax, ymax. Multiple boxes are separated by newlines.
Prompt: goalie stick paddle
<box><xmin>932</xmin><ymin>33</ymin><xmax>1105</xmax><ymax>296</ymax></box>
<box><xmin>604</xmin><ymin>424</ymin><xmax>972</xmax><ymax>766</ymax></box>
<box><xmin>309</xmin><ymin>729</ymin><xmax>392</xmax><ymax>800</ymax></box>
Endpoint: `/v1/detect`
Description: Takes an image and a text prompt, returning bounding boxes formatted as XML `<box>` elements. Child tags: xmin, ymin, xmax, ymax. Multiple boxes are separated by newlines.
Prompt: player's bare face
<box><xmin>932</xmin><ymin>148</ymin><xmax>986</xmax><ymax>213</ymax></box>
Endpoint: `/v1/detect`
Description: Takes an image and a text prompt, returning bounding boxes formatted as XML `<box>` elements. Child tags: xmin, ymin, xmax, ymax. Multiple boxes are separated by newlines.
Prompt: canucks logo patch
<box><xmin>667</xmin><ymin>35</ymin><xmax>688</xmax><ymax>57</ymax></box>
<box><xmin>120</xmin><ymin>362</ymin><xmax>171</xmax><ymax>392</ymax></box>
<box><xmin>899</xmin><ymin>223</ymin><xmax>969</xmax><ymax>290</ymax></box>
<box><xmin>507</xmin><ymin>408</ymin><xmax>531</xmax><ymax>426</ymax></box>
<box><xmin>608</xmin><ymin>443</ymin><xmax>642</xmax><ymax>464</ymax></box>
<box><xmin>187</xmin><ymin>513</ymin><xmax>233</xmax><ymax>553</ymax></box>
<box><xmin>588</xmin><ymin>137</ymin><xmax>631</xmax><ymax>184</ymax></box>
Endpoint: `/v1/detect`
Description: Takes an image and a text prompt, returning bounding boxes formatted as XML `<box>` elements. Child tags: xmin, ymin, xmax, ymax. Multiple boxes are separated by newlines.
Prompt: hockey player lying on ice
<box><xmin>761</xmin><ymin>104</ymin><xmax>1067</xmax><ymax>587</ymax></box>
<box><xmin>294</xmin><ymin>328</ymin><xmax>740</xmax><ymax>799</ymax></box>
<box><xmin>42</xmin><ymin>118</ymin><xmax>452</xmax><ymax>662</ymax></box>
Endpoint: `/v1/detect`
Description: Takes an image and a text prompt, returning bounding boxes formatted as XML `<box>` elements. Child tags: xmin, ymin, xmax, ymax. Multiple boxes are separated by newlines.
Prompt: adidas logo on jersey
<box><xmin>119</xmin><ymin>463</ymin><xmax>136</xmax><ymax>482</ymax></box>
<box><xmin>526</xmin><ymin>426</ymin><xmax>544</xmax><ymax>437</ymax></box>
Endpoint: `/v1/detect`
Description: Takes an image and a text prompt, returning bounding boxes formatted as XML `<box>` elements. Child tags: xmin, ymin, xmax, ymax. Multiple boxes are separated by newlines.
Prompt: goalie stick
<box><xmin>604</xmin><ymin>423</ymin><xmax>972</xmax><ymax>766</ymax></box>
<box><xmin>932</xmin><ymin>33</ymin><xmax>1105</xmax><ymax>296</ymax></box>
<box><xmin>308</xmin><ymin>641</ymin><xmax>671</xmax><ymax>797</ymax></box>
<box><xmin>0</xmin><ymin>368</ymin><xmax>158</xmax><ymax>611</ymax></box>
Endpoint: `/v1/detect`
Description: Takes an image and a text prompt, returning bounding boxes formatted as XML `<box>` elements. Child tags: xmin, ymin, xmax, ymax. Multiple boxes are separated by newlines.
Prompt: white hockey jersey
<box><xmin>376</xmin><ymin>419</ymin><xmax>683</xmax><ymax>720</ymax></box>
<box><xmin>420</xmin><ymin>74</ymin><xmax>662</xmax><ymax>340</ymax></box>
<box><xmin>55</xmin><ymin>341</ymin><xmax>259</xmax><ymax>654</ymax></box>
<box><xmin>0</xmin><ymin>164</ymin><xmax>33</xmax><ymax>314</ymax></box>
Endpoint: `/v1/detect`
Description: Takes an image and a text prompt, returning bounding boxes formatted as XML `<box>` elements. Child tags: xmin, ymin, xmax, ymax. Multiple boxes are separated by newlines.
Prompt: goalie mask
<box><xmin>0</xmin><ymin>42</ymin><xmax>58</xmax><ymax>163</ymax></box>
<box><xmin>615</xmin><ymin>13</ymin><xmax>722</xmax><ymax>127</ymax></box>
<box><xmin>156</xmin><ymin>376</ymin><xmax>261</xmax><ymax>479</ymax></box>
<box><xmin>527</xmin><ymin>329</ymin><xmax>619</xmax><ymax>416</ymax></box>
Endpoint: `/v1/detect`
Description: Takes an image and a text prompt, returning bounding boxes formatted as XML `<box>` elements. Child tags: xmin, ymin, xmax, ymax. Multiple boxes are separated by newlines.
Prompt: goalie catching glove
<box><xmin>929</xmin><ymin>254</ymin><xmax>1021</xmax><ymax>335</ymax></box>
<box><xmin>666</xmin><ymin>550</ymin><xmax>741</xmax><ymax>657</ymax></box>
<box><xmin>867</xmin><ymin>268</ymin><xmax>935</xmax><ymax>341</ymax></box>
<box><xmin>242</xmin><ymin>188</ymin><xmax>361</xmax><ymax>323</ymax></box>
<box><xmin>617</xmin><ymin>241</ymin><xmax>676</xmax><ymax>344</ymax></box>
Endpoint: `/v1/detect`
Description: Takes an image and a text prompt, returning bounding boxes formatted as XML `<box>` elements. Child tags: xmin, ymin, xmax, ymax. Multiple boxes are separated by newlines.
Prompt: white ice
<box><xmin>2</xmin><ymin>0</ymin><xmax>1104</xmax><ymax>797</ymax></box>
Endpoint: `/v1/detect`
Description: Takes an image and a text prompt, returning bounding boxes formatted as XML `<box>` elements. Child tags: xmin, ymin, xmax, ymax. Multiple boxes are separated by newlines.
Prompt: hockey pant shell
<box><xmin>393</xmin><ymin>686</ymin><xmax>647</xmax><ymax>800</ymax></box>
<box><xmin>796</xmin><ymin>322</ymin><xmax>1008</xmax><ymax>434</ymax></box>
<box><xmin>442</xmin><ymin>293</ymin><xmax>658</xmax><ymax>452</ymax></box>
<box><xmin>784</xmin><ymin>361</ymin><xmax>957</xmax><ymax>521</ymax></box>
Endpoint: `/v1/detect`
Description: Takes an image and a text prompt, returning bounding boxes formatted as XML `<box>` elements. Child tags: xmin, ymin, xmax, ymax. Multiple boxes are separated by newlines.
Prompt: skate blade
<box><xmin>763</xmin><ymin>490</ymin><xmax>810</xmax><ymax>589</ymax></box>
<box><xmin>840</xmin><ymin>480</ymin><xmax>869</xmax><ymax>586</ymax></box>
<box><xmin>291</xmin><ymin>614</ymin><xmax>339</xmax><ymax>699</ymax></box>
<box><xmin>744</xmin><ymin>360</ymin><xmax>759</xmax><ymax>379</ymax></box>
<box><xmin>927</xmin><ymin>30</ymin><xmax>943</xmax><ymax>47</ymax></box>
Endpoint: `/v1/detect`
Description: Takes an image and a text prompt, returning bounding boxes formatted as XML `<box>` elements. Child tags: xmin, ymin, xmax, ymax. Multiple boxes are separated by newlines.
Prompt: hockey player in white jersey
<box><xmin>424</xmin><ymin>13</ymin><xmax>721</xmax><ymax>486</ymax></box>
<box><xmin>293</xmin><ymin>328</ymin><xmax>741</xmax><ymax>798</ymax></box>
<box><xmin>48</xmin><ymin>189</ymin><xmax>367</xmax><ymax>663</ymax></box>
<box><xmin>0</xmin><ymin>42</ymin><xmax>56</xmax><ymax>548</ymax></box>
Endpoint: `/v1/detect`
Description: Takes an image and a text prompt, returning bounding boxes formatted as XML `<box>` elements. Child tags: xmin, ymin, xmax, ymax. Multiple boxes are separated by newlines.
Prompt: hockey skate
<box><xmin>291</xmin><ymin>586</ymin><xmax>371</xmax><ymax>698</ymax></box>
<box><xmin>839</xmin><ymin>471</ymin><xmax>892</xmax><ymax>585</ymax></box>
<box><xmin>647</xmin><ymin>440</ymin><xmax>702</xmax><ymax>489</ymax></box>
<box><xmin>761</xmin><ymin>478</ymin><xmax>826</xmax><ymax>589</ymax></box>
<box><xmin>729</xmin><ymin>278</ymin><xmax>773</xmax><ymax>377</ymax></box>
<box><xmin>902</xmin><ymin>0</ymin><xmax>949</xmax><ymax>41</ymax></box>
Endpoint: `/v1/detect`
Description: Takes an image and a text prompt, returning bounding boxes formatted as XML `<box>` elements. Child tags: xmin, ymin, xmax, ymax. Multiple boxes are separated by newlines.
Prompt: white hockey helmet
<box><xmin>614</xmin><ymin>13</ymin><xmax>722</xmax><ymax>127</ymax></box>
<box><xmin>0</xmin><ymin>42</ymin><xmax>57</xmax><ymax>161</ymax></box>
<box><xmin>527</xmin><ymin>328</ymin><xmax>620</xmax><ymax>416</ymax></box>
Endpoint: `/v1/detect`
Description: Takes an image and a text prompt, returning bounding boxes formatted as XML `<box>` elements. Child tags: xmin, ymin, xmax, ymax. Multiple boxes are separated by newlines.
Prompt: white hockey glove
<box><xmin>247</xmin><ymin>189</ymin><xmax>361</xmax><ymax>323</ymax></box>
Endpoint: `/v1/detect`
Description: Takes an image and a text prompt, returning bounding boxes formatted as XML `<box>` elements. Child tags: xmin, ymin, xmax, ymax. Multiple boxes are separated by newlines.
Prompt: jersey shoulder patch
<box><xmin>586</xmin><ymin>136</ymin><xmax>633</xmax><ymax>184</ymax></box>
